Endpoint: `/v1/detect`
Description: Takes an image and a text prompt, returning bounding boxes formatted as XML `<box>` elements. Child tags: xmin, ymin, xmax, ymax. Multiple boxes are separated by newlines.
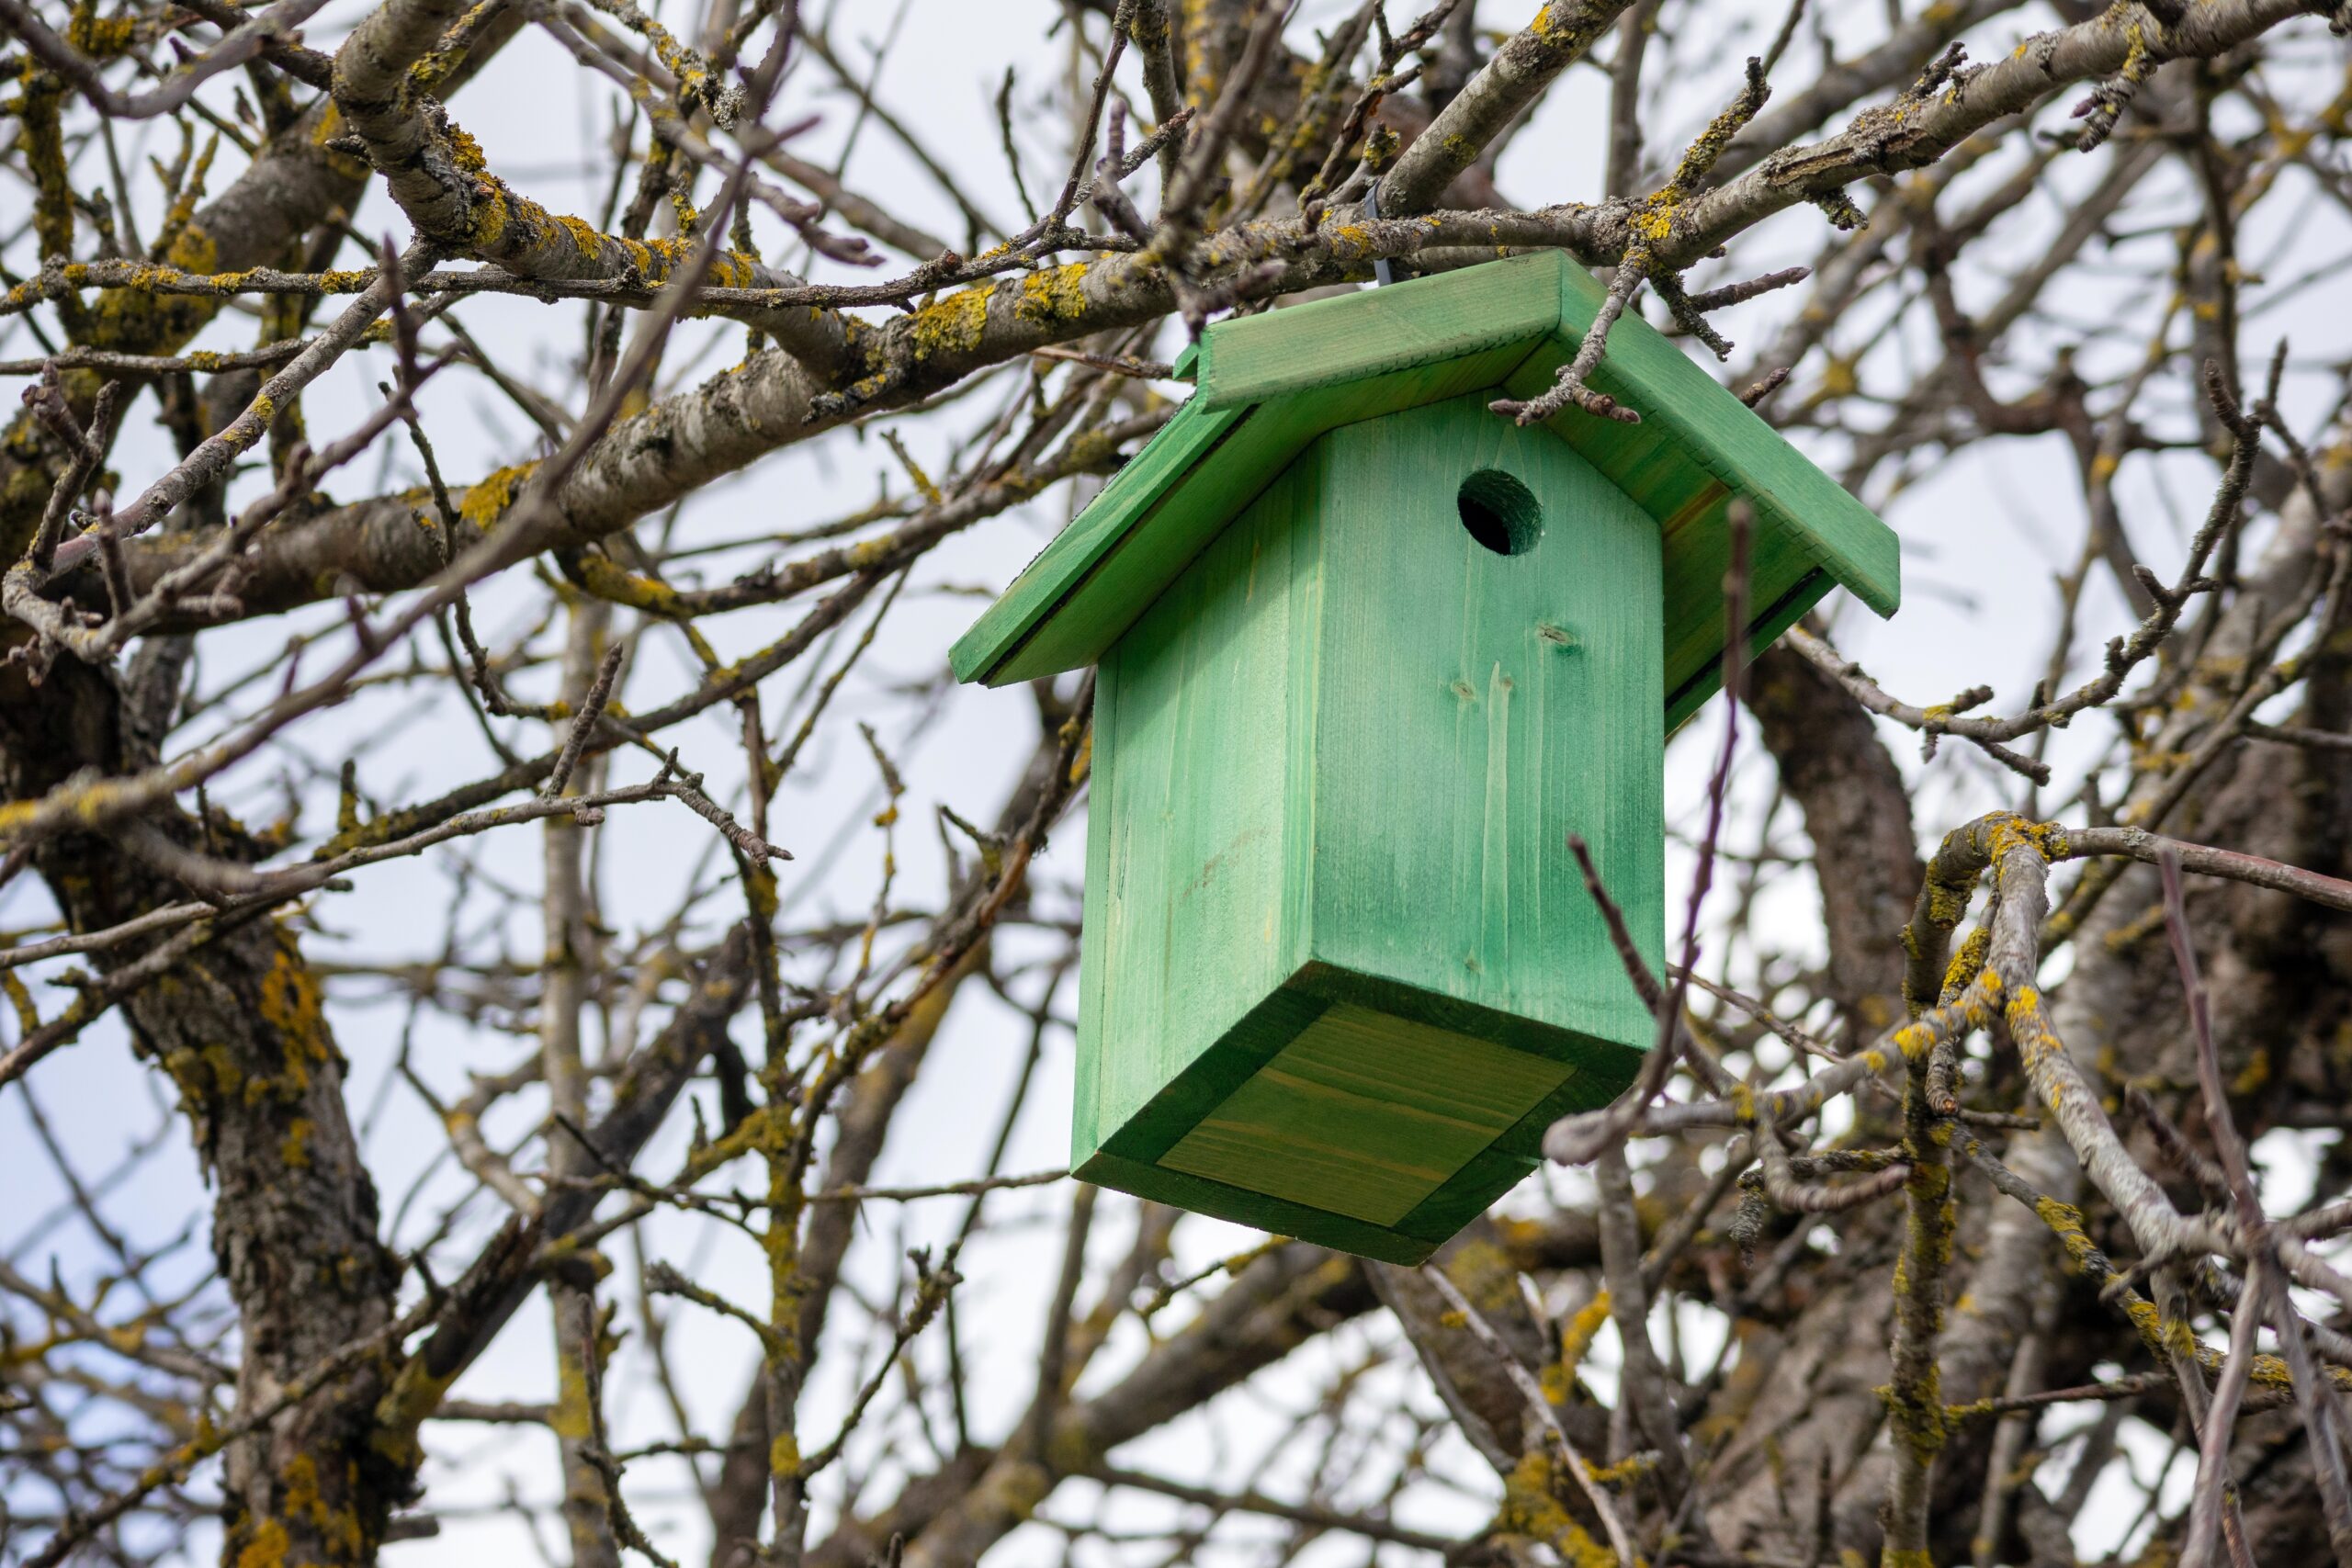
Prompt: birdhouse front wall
<box><xmin>1072</xmin><ymin>394</ymin><xmax>1664</xmax><ymax>1262</ymax></box>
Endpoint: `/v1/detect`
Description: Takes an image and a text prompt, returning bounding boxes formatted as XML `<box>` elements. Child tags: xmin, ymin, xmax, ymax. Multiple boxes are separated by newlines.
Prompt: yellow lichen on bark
<box><xmin>909</xmin><ymin>284</ymin><xmax>995</xmax><ymax>361</ymax></box>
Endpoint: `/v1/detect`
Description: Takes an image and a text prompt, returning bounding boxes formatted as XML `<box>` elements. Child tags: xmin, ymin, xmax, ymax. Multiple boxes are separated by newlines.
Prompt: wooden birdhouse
<box><xmin>951</xmin><ymin>252</ymin><xmax>1900</xmax><ymax>1263</ymax></box>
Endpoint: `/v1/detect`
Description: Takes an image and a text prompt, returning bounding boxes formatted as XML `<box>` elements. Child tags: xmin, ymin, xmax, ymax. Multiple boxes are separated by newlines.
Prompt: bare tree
<box><xmin>4</xmin><ymin>1</ymin><xmax>2352</xmax><ymax>1565</ymax></box>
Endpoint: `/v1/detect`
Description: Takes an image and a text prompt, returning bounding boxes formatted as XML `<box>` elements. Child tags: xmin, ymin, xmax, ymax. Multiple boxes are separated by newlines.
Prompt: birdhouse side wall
<box><xmin>1070</xmin><ymin>458</ymin><xmax>1323</xmax><ymax>1169</ymax></box>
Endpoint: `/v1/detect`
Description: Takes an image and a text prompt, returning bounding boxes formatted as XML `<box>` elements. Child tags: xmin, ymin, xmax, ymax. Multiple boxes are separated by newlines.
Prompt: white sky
<box><xmin>6</xmin><ymin>0</ymin><xmax>2351</xmax><ymax>1562</ymax></box>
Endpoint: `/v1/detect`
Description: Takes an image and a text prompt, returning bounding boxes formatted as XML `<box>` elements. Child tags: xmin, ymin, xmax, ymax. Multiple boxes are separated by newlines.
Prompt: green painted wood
<box><xmin>1303</xmin><ymin>396</ymin><xmax>1665</xmax><ymax>1053</ymax></box>
<box><xmin>1547</xmin><ymin>256</ymin><xmax>1899</xmax><ymax>616</ymax></box>
<box><xmin>1158</xmin><ymin>1002</ymin><xmax>1570</xmax><ymax>1225</ymax></box>
<box><xmin>1193</xmin><ymin>251</ymin><xmax>1564</xmax><ymax>411</ymax></box>
<box><xmin>953</xmin><ymin>251</ymin><xmax>1897</xmax><ymax>695</ymax></box>
<box><xmin>958</xmin><ymin>340</ymin><xmax>1545</xmax><ymax>687</ymax></box>
<box><xmin>989</xmin><ymin>253</ymin><xmax>1909</xmax><ymax>1258</ymax></box>
<box><xmin>1392</xmin><ymin>1148</ymin><xmax>1538</xmax><ymax>1242</ymax></box>
<box><xmin>1625</xmin><ymin>469</ymin><xmax>1837</xmax><ymax>729</ymax></box>
<box><xmin>1072</xmin><ymin>461</ymin><xmax>1317</xmax><ymax>1168</ymax></box>
<box><xmin>1498</xmin><ymin>346</ymin><xmax>1847</xmax><ymax>726</ymax></box>
<box><xmin>1069</xmin><ymin>398</ymin><xmax>1658</xmax><ymax>1260</ymax></box>
<box><xmin>949</xmin><ymin>396</ymin><xmax>1246</xmax><ymax>685</ymax></box>
<box><xmin>1091</xmin><ymin>986</ymin><xmax>1329</xmax><ymax>1165</ymax></box>
<box><xmin>1392</xmin><ymin>1054</ymin><xmax>1634</xmax><ymax>1242</ymax></box>
<box><xmin>1072</xmin><ymin>1148</ymin><xmax>1444</xmax><ymax>1265</ymax></box>
<box><xmin>1103</xmin><ymin>959</ymin><xmax>1645</xmax><ymax>1166</ymax></box>
<box><xmin>1662</xmin><ymin>565</ymin><xmax>1828</xmax><ymax>733</ymax></box>
<box><xmin>1097</xmin><ymin>959</ymin><xmax>1645</xmax><ymax>1256</ymax></box>
<box><xmin>1282</xmin><ymin>960</ymin><xmax>1629</xmax><ymax>1066</ymax></box>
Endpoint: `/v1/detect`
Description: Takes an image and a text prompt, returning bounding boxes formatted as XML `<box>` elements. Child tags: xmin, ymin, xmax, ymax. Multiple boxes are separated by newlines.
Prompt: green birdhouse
<box><xmin>951</xmin><ymin>252</ymin><xmax>1899</xmax><ymax>1263</ymax></box>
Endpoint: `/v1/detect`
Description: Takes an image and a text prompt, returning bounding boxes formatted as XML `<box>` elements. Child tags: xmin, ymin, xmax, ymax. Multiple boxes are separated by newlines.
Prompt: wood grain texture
<box><xmin>1193</xmin><ymin>251</ymin><xmax>1564</xmax><ymax>411</ymax></box>
<box><xmin>1070</xmin><ymin>1147</ymin><xmax>1448</xmax><ymax>1265</ymax></box>
<box><xmin>950</xmin><ymin>251</ymin><xmax>1897</xmax><ymax>695</ymax></box>
<box><xmin>1302</xmin><ymin>397</ymin><xmax>1664</xmax><ymax>1050</ymax></box>
<box><xmin>957</xmin><ymin>344</ymin><xmax>1544</xmax><ymax>687</ymax></box>
<box><xmin>1498</xmin><ymin>341</ymin><xmax>1845</xmax><ymax>730</ymax></box>
<box><xmin>1159</xmin><ymin>1002</ymin><xmax>1569</xmax><ymax>1225</ymax></box>
<box><xmin>1547</xmin><ymin>256</ymin><xmax>1899</xmax><ymax>615</ymax></box>
<box><xmin>1020</xmin><ymin>257</ymin><xmax>1886</xmax><ymax>1258</ymax></box>
<box><xmin>1073</xmin><ymin>461</ymin><xmax>1317</xmax><ymax>1167</ymax></box>
<box><xmin>1074</xmin><ymin>397</ymin><xmax>1656</xmax><ymax>1259</ymax></box>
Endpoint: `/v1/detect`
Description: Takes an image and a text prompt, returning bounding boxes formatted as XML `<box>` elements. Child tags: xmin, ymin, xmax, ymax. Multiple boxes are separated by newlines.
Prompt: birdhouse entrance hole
<box><xmin>1456</xmin><ymin>469</ymin><xmax>1542</xmax><ymax>557</ymax></box>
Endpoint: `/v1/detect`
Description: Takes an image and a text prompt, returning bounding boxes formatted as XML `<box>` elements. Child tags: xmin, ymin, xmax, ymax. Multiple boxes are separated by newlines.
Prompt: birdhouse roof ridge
<box><xmin>951</xmin><ymin>250</ymin><xmax>1898</xmax><ymax>723</ymax></box>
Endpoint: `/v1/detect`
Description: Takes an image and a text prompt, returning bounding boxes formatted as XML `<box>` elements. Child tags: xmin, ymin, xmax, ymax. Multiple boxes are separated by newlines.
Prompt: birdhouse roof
<box><xmin>950</xmin><ymin>250</ymin><xmax>1899</xmax><ymax>728</ymax></box>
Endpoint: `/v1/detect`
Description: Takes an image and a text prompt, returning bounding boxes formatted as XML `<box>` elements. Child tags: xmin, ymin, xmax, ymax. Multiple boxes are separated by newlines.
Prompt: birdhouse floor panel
<box><xmin>1156</xmin><ymin>1000</ymin><xmax>1571</xmax><ymax>1225</ymax></box>
<box><xmin>1073</xmin><ymin>961</ymin><xmax>1638</xmax><ymax>1264</ymax></box>
<box><xmin>1071</xmin><ymin>1149</ymin><xmax>1449</xmax><ymax>1267</ymax></box>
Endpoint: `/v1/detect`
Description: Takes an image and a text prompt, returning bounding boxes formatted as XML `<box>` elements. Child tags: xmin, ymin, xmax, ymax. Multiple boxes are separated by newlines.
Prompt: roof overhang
<box><xmin>950</xmin><ymin>250</ymin><xmax>1899</xmax><ymax>729</ymax></box>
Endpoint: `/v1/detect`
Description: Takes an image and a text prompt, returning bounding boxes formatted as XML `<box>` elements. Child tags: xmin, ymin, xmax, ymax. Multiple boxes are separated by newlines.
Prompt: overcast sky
<box><xmin>7</xmin><ymin>0</ymin><xmax>2351</xmax><ymax>1560</ymax></box>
